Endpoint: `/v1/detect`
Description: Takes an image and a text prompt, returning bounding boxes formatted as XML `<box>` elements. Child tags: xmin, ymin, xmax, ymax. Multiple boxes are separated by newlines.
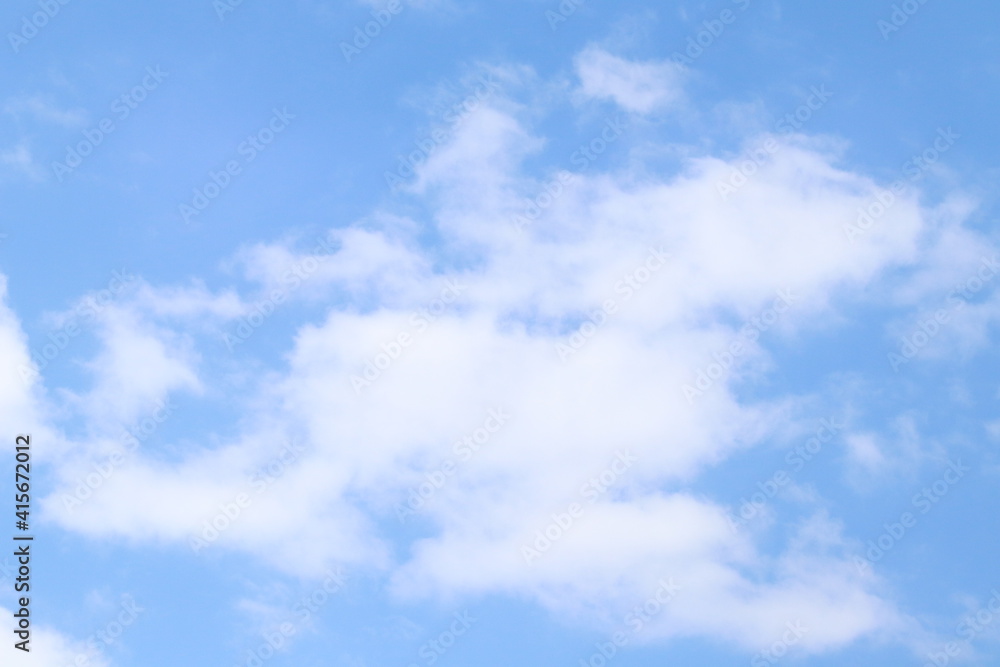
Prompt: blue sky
<box><xmin>1</xmin><ymin>0</ymin><xmax>1000</xmax><ymax>665</ymax></box>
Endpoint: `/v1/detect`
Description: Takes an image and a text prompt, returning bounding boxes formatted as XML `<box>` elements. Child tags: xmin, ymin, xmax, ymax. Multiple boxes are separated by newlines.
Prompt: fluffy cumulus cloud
<box><xmin>0</xmin><ymin>606</ymin><xmax>110</xmax><ymax>667</ymax></box>
<box><xmin>0</xmin><ymin>277</ymin><xmax>58</xmax><ymax>453</ymax></box>
<box><xmin>18</xmin><ymin>48</ymin><xmax>990</xmax><ymax>658</ymax></box>
<box><xmin>0</xmin><ymin>278</ymin><xmax>38</xmax><ymax>429</ymax></box>
<box><xmin>574</xmin><ymin>46</ymin><xmax>687</xmax><ymax>113</ymax></box>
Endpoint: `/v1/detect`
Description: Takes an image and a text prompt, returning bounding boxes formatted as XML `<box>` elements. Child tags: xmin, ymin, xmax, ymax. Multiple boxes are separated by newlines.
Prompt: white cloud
<box><xmin>132</xmin><ymin>281</ymin><xmax>246</xmax><ymax>320</ymax></box>
<box><xmin>0</xmin><ymin>277</ymin><xmax>41</xmax><ymax>427</ymax></box>
<box><xmin>28</xmin><ymin>47</ymin><xmax>987</xmax><ymax>657</ymax></box>
<box><xmin>0</xmin><ymin>276</ymin><xmax>61</xmax><ymax>457</ymax></box>
<box><xmin>233</xmin><ymin>223</ymin><xmax>432</xmax><ymax>305</ymax></box>
<box><xmin>0</xmin><ymin>607</ymin><xmax>110</xmax><ymax>667</ymax></box>
<box><xmin>845</xmin><ymin>432</ymin><xmax>887</xmax><ymax>471</ymax></box>
<box><xmin>4</xmin><ymin>95</ymin><xmax>87</xmax><ymax>127</ymax></box>
<box><xmin>0</xmin><ymin>141</ymin><xmax>45</xmax><ymax>181</ymax></box>
<box><xmin>71</xmin><ymin>304</ymin><xmax>202</xmax><ymax>426</ymax></box>
<box><xmin>574</xmin><ymin>46</ymin><xmax>686</xmax><ymax>114</ymax></box>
